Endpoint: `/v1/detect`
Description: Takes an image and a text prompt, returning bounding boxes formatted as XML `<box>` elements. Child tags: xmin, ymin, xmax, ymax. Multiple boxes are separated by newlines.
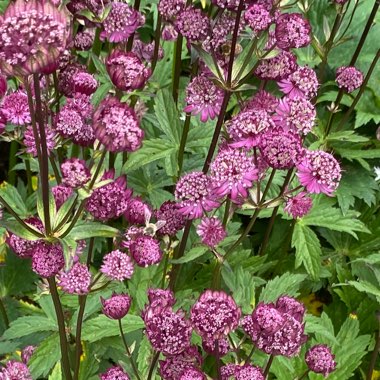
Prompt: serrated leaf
<box><xmin>91</xmin><ymin>81</ymin><xmax>113</xmax><ymax>107</ymax></box>
<box><xmin>29</xmin><ymin>334</ymin><xmax>61</xmax><ymax>379</ymax></box>
<box><xmin>0</xmin><ymin>184</ymin><xmax>28</xmax><ymax>216</ymax></box>
<box><xmin>292</xmin><ymin>223</ymin><xmax>321</xmax><ymax>280</ymax></box>
<box><xmin>327</xmin><ymin>130</ymin><xmax>369</xmax><ymax>143</ymax></box>
<box><xmin>171</xmin><ymin>246</ymin><xmax>209</xmax><ymax>264</ymax></box>
<box><xmin>66</xmin><ymin>221</ymin><xmax>119</xmax><ymax>240</ymax></box>
<box><xmin>122</xmin><ymin>139</ymin><xmax>177</xmax><ymax>173</ymax></box>
<box><xmin>81</xmin><ymin>315</ymin><xmax>144</xmax><ymax>342</ymax></box>
<box><xmin>3</xmin><ymin>316</ymin><xmax>57</xmax><ymax>339</ymax></box>
<box><xmin>0</xmin><ymin>220</ymin><xmax>41</xmax><ymax>240</ymax></box>
<box><xmin>259</xmin><ymin>272</ymin><xmax>307</xmax><ymax>303</ymax></box>
<box><xmin>346</xmin><ymin>280</ymin><xmax>380</xmax><ymax>302</ymax></box>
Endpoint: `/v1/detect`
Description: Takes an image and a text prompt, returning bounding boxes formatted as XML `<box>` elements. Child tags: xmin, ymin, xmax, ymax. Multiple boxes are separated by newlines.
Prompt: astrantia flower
<box><xmin>58</xmin><ymin>262</ymin><xmax>91</xmax><ymax>294</ymax></box>
<box><xmin>175</xmin><ymin>172</ymin><xmax>219</xmax><ymax>219</ymax></box>
<box><xmin>184</xmin><ymin>75</ymin><xmax>223</xmax><ymax>122</ymax></box>
<box><xmin>85</xmin><ymin>171</ymin><xmax>132</xmax><ymax>221</ymax></box>
<box><xmin>101</xmin><ymin>2</ymin><xmax>144</xmax><ymax>43</ymax></box>
<box><xmin>274</xmin><ymin>96</ymin><xmax>316</xmax><ymax>135</ymax></box>
<box><xmin>0</xmin><ymin>110</ymin><xmax>5</xmax><ymax>134</ymax></box>
<box><xmin>276</xmin><ymin>295</ymin><xmax>306</xmax><ymax>322</ymax></box>
<box><xmin>0</xmin><ymin>74</ymin><xmax>7</xmax><ymax>98</ymax></box>
<box><xmin>21</xmin><ymin>346</ymin><xmax>35</xmax><ymax>365</ymax></box>
<box><xmin>0</xmin><ymin>360</ymin><xmax>32</xmax><ymax>380</ymax></box>
<box><xmin>245</xmin><ymin>4</ymin><xmax>272</xmax><ymax>33</ymax></box>
<box><xmin>73</xmin><ymin>72</ymin><xmax>98</xmax><ymax>95</ymax></box>
<box><xmin>52</xmin><ymin>184</ymin><xmax>73</xmax><ymax>209</ymax></box>
<box><xmin>255</xmin><ymin>51</ymin><xmax>297</xmax><ymax>80</ymax></box>
<box><xmin>100</xmin><ymin>249</ymin><xmax>134</xmax><ymax>281</ymax></box>
<box><xmin>197</xmin><ymin>217</ymin><xmax>226</xmax><ymax>247</ymax></box>
<box><xmin>284</xmin><ymin>192</ymin><xmax>312</xmax><ymax>219</ymax></box>
<box><xmin>144</xmin><ymin>306</ymin><xmax>192</xmax><ymax>356</ymax></box>
<box><xmin>226</xmin><ymin>108</ymin><xmax>276</xmax><ymax>148</ymax></box>
<box><xmin>245</xmin><ymin>90</ymin><xmax>279</xmax><ymax>113</ymax></box>
<box><xmin>162</xmin><ymin>24</ymin><xmax>179</xmax><ymax>40</ymax></box>
<box><xmin>106</xmin><ymin>50</ymin><xmax>151</xmax><ymax>92</ymax></box>
<box><xmin>24</xmin><ymin>124</ymin><xmax>56</xmax><ymax>157</ymax></box>
<box><xmin>73</xmin><ymin>30</ymin><xmax>94</xmax><ymax>50</ymax></box>
<box><xmin>101</xmin><ymin>293</ymin><xmax>132</xmax><ymax>319</ymax></box>
<box><xmin>132</xmin><ymin>39</ymin><xmax>164</xmax><ymax>63</ymax></box>
<box><xmin>58</xmin><ymin>63</ymin><xmax>86</xmax><ymax>97</ymax></box>
<box><xmin>0</xmin><ymin>0</ymin><xmax>70</xmax><ymax>76</ymax></box>
<box><xmin>155</xmin><ymin>201</ymin><xmax>186</xmax><ymax>236</ymax></box>
<box><xmin>212</xmin><ymin>0</ymin><xmax>240</xmax><ymax>10</ymax></box>
<box><xmin>147</xmin><ymin>288</ymin><xmax>176</xmax><ymax>309</ymax></box>
<box><xmin>242</xmin><ymin>300</ymin><xmax>307</xmax><ymax>357</ymax></box>
<box><xmin>297</xmin><ymin>150</ymin><xmax>341</xmax><ymax>196</ymax></box>
<box><xmin>1</xmin><ymin>91</ymin><xmax>30</xmax><ymax>125</ymax></box>
<box><xmin>32</xmin><ymin>242</ymin><xmax>65</xmax><ymax>277</ymax></box>
<box><xmin>130</xmin><ymin>235</ymin><xmax>163</xmax><ymax>267</ymax></box>
<box><xmin>93</xmin><ymin>97</ymin><xmax>143</xmax><ymax>153</ymax></box>
<box><xmin>278</xmin><ymin>66</ymin><xmax>319</xmax><ymax>99</ymax></box>
<box><xmin>7</xmin><ymin>217</ymin><xmax>43</xmax><ymax>258</ymax></box>
<box><xmin>120</xmin><ymin>226</ymin><xmax>145</xmax><ymax>250</ymax></box>
<box><xmin>221</xmin><ymin>364</ymin><xmax>239</xmax><ymax>380</ymax></box>
<box><xmin>235</xmin><ymin>365</ymin><xmax>265</xmax><ymax>380</ymax></box>
<box><xmin>336</xmin><ymin>66</ymin><xmax>363</xmax><ymax>92</ymax></box>
<box><xmin>259</xmin><ymin>128</ymin><xmax>303</xmax><ymax>169</ymax></box>
<box><xmin>124</xmin><ymin>197</ymin><xmax>150</xmax><ymax>225</ymax></box>
<box><xmin>305</xmin><ymin>344</ymin><xmax>336</xmax><ymax>377</ymax></box>
<box><xmin>61</xmin><ymin>158</ymin><xmax>90</xmax><ymax>188</ymax></box>
<box><xmin>191</xmin><ymin>290</ymin><xmax>241</xmax><ymax>341</ymax></box>
<box><xmin>179</xmin><ymin>368</ymin><xmax>206</xmax><ymax>380</ymax></box>
<box><xmin>202</xmin><ymin>337</ymin><xmax>230</xmax><ymax>357</ymax></box>
<box><xmin>275</xmin><ymin>13</ymin><xmax>311</xmax><ymax>49</ymax></box>
<box><xmin>158</xmin><ymin>0</ymin><xmax>186</xmax><ymax>20</ymax></box>
<box><xmin>175</xmin><ymin>7</ymin><xmax>210</xmax><ymax>43</ymax></box>
<box><xmin>100</xmin><ymin>366</ymin><xmax>130</xmax><ymax>380</ymax></box>
<box><xmin>210</xmin><ymin>147</ymin><xmax>258</xmax><ymax>203</ymax></box>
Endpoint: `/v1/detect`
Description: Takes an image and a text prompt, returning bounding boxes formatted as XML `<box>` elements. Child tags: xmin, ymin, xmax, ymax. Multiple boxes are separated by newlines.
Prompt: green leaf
<box><xmin>37</xmin><ymin>188</ymin><xmax>56</xmax><ymax>229</ymax></box>
<box><xmin>326</xmin><ymin>130</ymin><xmax>369</xmax><ymax>143</ymax></box>
<box><xmin>91</xmin><ymin>81</ymin><xmax>113</xmax><ymax>107</ymax></box>
<box><xmin>48</xmin><ymin>362</ymin><xmax>62</xmax><ymax>380</ymax></box>
<box><xmin>259</xmin><ymin>272</ymin><xmax>307</xmax><ymax>303</ymax></box>
<box><xmin>0</xmin><ymin>184</ymin><xmax>28</xmax><ymax>217</ymax></box>
<box><xmin>346</xmin><ymin>280</ymin><xmax>380</xmax><ymax>302</ymax></box>
<box><xmin>81</xmin><ymin>315</ymin><xmax>144</xmax><ymax>342</ymax></box>
<box><xmin>3</xmin><ymin>316</ymin><xmax>57</xmax><ymax>339</ymax></box>
<box><xmin>193</xmin><ymin>45</ymin><xmax>224</xmax><ymax>81</ymax></box>
<box><xmin>53</xmin><ymin>195</ymin><xmax>77</xmax><ymax>230</ymax></box>
<box><xmin>154</xmin><ymin>89</ymin><xmax>181</xmax><ymax>144</ymax></box>
<box><xmin>122</xmin><ymin>139</ymin><xmax>177</xmax><ymax>173</ymax></box>
<box><xmin>29</xmin><ymin>334</ymin><xmax>61</xmax><ymax>379</ymax></box>
<box><xmin>171</xmin><ymin>246</ymin><xmax>209</xmax><ymax>264</ymax></box>
<box><xmin>292</xmin><ymin>223</ymin><xmax>321</xmax><ymax>280</ymax></box>
<box><xmin>66</xmin><ymin>221</ymin><xmax>119</xmax><ymax>240</ymax></box>
<box><xmin>0</xmin><ymin>220</ymin><xmax>41</xmax><ymax>240</ymax></box>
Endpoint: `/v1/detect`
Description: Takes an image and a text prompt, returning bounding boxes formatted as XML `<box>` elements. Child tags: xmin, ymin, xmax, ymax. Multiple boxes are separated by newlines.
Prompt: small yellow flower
<box><xmin>299</xmin><ymin>293</ymin><xmax>324</xmax><ymax>316</ymax></box>
<box><xmin>31</xmin><ymin>176</ymin><xmax>38</xmax><ymax>191</ymax></box>
<box><xmin>372</xmin><ymin>370</ymin><xmax>380</xmax><ymax>380</ymax></box>
<box><xmin>0</xmin><ymin>181</ymin><xmax>8</xmax><ymax>189</ymax></box>
<box><xmin>349</xmin><ymin>312</ymin><xmax>358</xmax><ymax>320</ymax></box>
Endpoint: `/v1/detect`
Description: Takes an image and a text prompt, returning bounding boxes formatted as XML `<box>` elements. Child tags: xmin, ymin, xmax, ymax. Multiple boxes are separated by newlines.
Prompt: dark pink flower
<box><xmin>336</xmin><ymin>66</ymin><xmax>363</xmax><ymax>93</ymax></box>
<box><xmin>202</xmin><ymin>337</ymin><xmax>230</xmax><ymax>357</ymax></box>
<box><xmin>235</xmin><ymin>365</ymin><xmax>265</xmax><ymax>380</ymax></box>
<box><xmin>158</xmin><ymin>0</ymin><xmax>186</xmax><ymax>20</ymax></box>
<box><xmin>73</xmin><ymin>72</ymin><xmax>98</xmax><ymax>95</ymax></box>
<box><xmin>179</xmin><ymin>368</ymin><xmax>206</xmax><ymax>380</ymax></box>
<box><xmin>147</xmin><ymin>288</ymin><xmax>176</xmax><ymax>309</ymax></box>
<box><xmin>0</xmin><ymin>360</ymin><xmax>32</xmax><ymax>380</ymax></box>
<box><xmin>73</xmin><ymin>30</ymin><xmax>94</xmax><ymax>50</ymax></box>
<box><xmin>24</xmin><ymin>124</ymin><xmax>56</xmax><ymax>157</ymax></box>
<box><xmin>100</xmin><ymin>250</ymin><xmax>134</xmax><ymax>281</ymax></box>
<box><xmin>197</xmin><ymin>217</ymin><xmax>226</xmax><ymax>247</ymax></box>
<box><xmin>100</xmin><ymin>366</ymin><xmax>130</xmax><ymax>380</ymax></box>
<box><xmin>130</xmin><ymin>235</ymin><xmax>162</xmax><ymax>267</ymax></box>
<box><xmin>52</xmin><ymin>184</ymin><xmax>73</xmax><ymax>209</ymax></box>
<box><xmin>61</xmin><ymin>158</ymin><xmax>90</xmax><ymax>188</ymax></box>
<box><xmin>1</xmin><ymin>91</ymin><xmax>30</xmax><ymax>125</ymax></box>
<box><xmin>175</xmin><ymin>7</ymin><xmax>210</xmax><ymax>43</ymax></box>
<box><xmin>101</xmin><ymin>293</ymin><xmax>132</xmax><ymax>320</ymax></box>
<box><xmin>297</xmin><ymin>150</ymin><xmax>341</xmax><ymax>196</ymax></box>
<box><xmin>212</xmin><ymin>0</ymin><xmax>240</xmax><ymax>10</ymax></box>
<box><xmin>124</xmin><ymin>197</ymin><xmax>151</xmax><ymax>225</ymax></box>
<box><xmin>155</xmin><ymin>201</ymin><xmax>186</xmax><ymax>236</ymax></box>
<box><xmin>284</xmin><ymin>192</ymin><xmax>312</xmax><ymax>219</ymax></box>
<box><xmin>58</xmin><ymin>63</ymin><xmax>86</xmax><ymax>97</ymax></box>
<box><xmin>305</xmin><ymin>344</ymin><xmax>336</xmax><ymax>377</ymax></box>
<box><xmin>245</xmin><ymin>4</ymin><xmax>272</xmax><ymax>33</ymax></box>
<box><xmin>245</xmin><ymin>90</ymin><xmax>278</xmax><ymax>113</ymax></box>
<box><xmin>32</xmin><ymin>242</ymin><xmax>65</xmax><ymax>278</ymax></box>
<box><xmin>58</xmin><ymin>262</ymin><xmax>91</xmax><ymax>294</ymax></box>
<box><xmin>255</xmin><ymin>51</ymin><xmax>297</xmax><ymax>80</ymax></box>
<box><xmin>21</xmin><ymin>346</ymin><xmax>35</xmax><ymax>365</ymax></box>
<box><xmin>0</xmin><ymin>74</ymin><xmax>7</xmax><ymax>98</ymax></box>
<box><xmin>275</xmin><ymin>13</ymin><xmax>311</xmax><ymax>49</ymax></box>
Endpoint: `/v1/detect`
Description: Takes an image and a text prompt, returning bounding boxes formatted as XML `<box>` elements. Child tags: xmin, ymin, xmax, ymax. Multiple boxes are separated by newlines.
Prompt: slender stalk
<box><xmin>172</xmin><ymin>34</ymin><xmax>183</xmax><ymax>104</ymax></box>
<box><xmin>177</xmin><ymin>114</ymin><xmax>191</xmax><ymax>177</ymax></box>
<box><xmin>215</xmin><ymin>340</ymin><xmax>222</xmax><ymax>380</ymax></box>
<box><xmin>73</xmin><ymin>295</ymin><xmax>86</xmax><ymax>380</ymax></box>
<box><xmin>147</xmin><ymin>352</ymin><xmax>160</xmax><ymax>380</ymax></box>
<box><xmin>89</xmin><ymin>28</ymin><xmax>102</xmax><ymax>74</ymax></box>
<box><xmin>33</xmin><ymin>73</ymin><xmax>51</xmax><ymax>235</ymax></box>
<box><xmin>366</xmin><ymin>315</ymin><xmax>380</xmax><ymax>380</ymax></box>
<box><xmin>0</xmin><ymin>298</ymin><xmax>9</xmax><ymax>329</ymax></box>
<box><xmin>151</xmin><ymin>14</ymin><xmax>162</xmax><ymax>72</ymax></box>
<box><xmin>246</xmin><ymin>346</ymin><xmax>255</xmax><ymax>362</ymax></box>
<box><xmin>7</xmin><ymin>141</ymin><xmax>18</xmax><ymax>185</ymax></box>
<box><xmin>324</xmin><ymin>90</ymin><xmax>344</xmax><ymax>138</ymax></box>
<box><xmin>49</xmin><ymin>155</ymin><xmax>61</xmax><ymax>184</ymax></box>
<box><xmin>48</xmin><ymin>277</ymin><xmax>73</xmax><ymax>380</ymax></box>
<box><xmin>25</xmin><ymin>159</ymin><xmax>33</xmax><ymax>195</ymax></box>
<box><xmin>119</xmin><ymin>319</ymin><xmax>142</xmax><ymax>380</ymax></box>
<box><xmin>337</xmin><ymin>0</ymin><xmax>359</xmax><ymax>41</ymax></box>
<box><xmin>126</xmin><ymin>0</ymin><xmax>141</xmax><ymax>51</ymax></box>
<box><xmin>298</xmin><ymin>370</ymin><xmax>309</xmax><ymax>380</ymax></box>
<box><xmin>223</xmin><ymin>198</ymin><xmax>231</xmax><ymax>227</ymax></box>
<box><xmin>349</xmin><ymin>0</ymin><xmax>379</xmax><ymax>66</ymax></box>
<box><xmin>264</xmin><ymin>354</ymin><xmax>274</xmax><ymax>378</ymax></box>
<box><xmin>86</xmin><ymin>237</ymin><xmax>95</xmax><ymax>267</ymax></box>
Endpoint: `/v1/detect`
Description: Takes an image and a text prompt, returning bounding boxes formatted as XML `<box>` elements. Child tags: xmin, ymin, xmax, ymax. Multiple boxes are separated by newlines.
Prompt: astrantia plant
<box><xmin>0</xmin><ymin>0</ymin><xmax>379</xmax><ymax>379</ymax></box>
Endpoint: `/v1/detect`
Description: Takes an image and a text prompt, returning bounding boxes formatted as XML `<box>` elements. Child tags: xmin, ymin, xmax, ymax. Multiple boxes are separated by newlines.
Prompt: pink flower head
<box><xmin>305</xmin><ymin>344</ymin><xmax>337</xmax><ymax>377</ymax></box>
<box><xmin>57</xmin><ymin>262</ymin><xmax>91</xmax><ymax>294</ymax></box>
<box><xmin>147</xmin><ymin>288</ymin><xmax>176</xmax><ymax>309</ymax></box>
<box><xmin>58</xmin><ymin>63</ymin><xmax>86</xmax><ymax>97</ymax></box>
<box><xmin>191</xmin><ymin>290</ymin><xmax>241</xmax><ymax>341</ymax></box>
<box><xmin>175</xmin><ymin>7</ymin><xmax>210</xmax><ymax>43</ymax></box>
<box><xmin>297</xmin><ymin>150</ymin><xmax>341</xmax><ymax>196</ymax></box>
<box><xmin>61</xmin><ymin>158</ymin><xmax>90</xmax><ymax>188</ymax></box>
<box><xmin>202</xmin><ymin>337</ymin><xmax>230</xmax><ymax>357</ymax></box>
<box><xmin>73</xmin><ymin>72</ymin><xmax>98</xmax><ymax>95</ymax></box>
<box><xmin>155</xmin><ymin>201</ymin><xmax>186</xmax><ymax>236</ymax></box>
<box><xmin>124</xmin><ymin>197</ymin><xmax>151</xmax><ymax>225</ymax></box>
<box><xmin>259</xmin><ymin>127</ymin><xmax>303</xmax><ymax>169</ymax></box>
<box><xmin>284</xmin><ymin>192</ymin><xmax>312</xmax><ymax>219</ymax></box>
<box><xmin>24</xmin><ymin>124</ymin><xmax>56</xmax><ymax>157</ymax></box>
<box><xmin>0</xmin><ymin>74</ymin><xmax>7</xmax><ymax>98</ymax></box>
<box><xmin>197</xmin><ymin>217</ymin><xmax>226</xmax><ymax>248</ymax></box>
<box><xmin>100</xmin><ymin>366</ymin><xmax>130</xmax><ymax>380</ymax></box>
<box><xmin>245</xmin><ymin>4</ymin><xmax>272</xmax><ymax>33</ymax></box>
<box><xmin>179</xmin><ymin>368</ymin><xmax>206</xmax><ymax>380</ymax></box>
<box><xmin>101</xmin><ymin>2</ymin><xmax>144</xmax><ymax>43</ymax></box>
<box><xmin>0</xmin><ymin>360</ymin><xmax>32</xmax><ymax>380</ymax></box>
<box><xmin>276</xmin><ymin>295</ymin><xmax>306</xmax><ymax>322</ymax></box>
<box><xmin>106</xmin><ymin>50</ymin><xmax>151</xmax><ymax>92</ymax></box>
<box><xmin>132</xmin><ymin>39</ymin><xmax>164</xmax><ymax>63</ymax></box>
<box><xmin>1</xmin><ymin>91</ymin><xmax>30</xmax><ymax>125</ymax></box>
<box><xmin>0</xmin><ymin>0</ymin><xmax>71</xmax><ymax>76</ymax></box>
<box><xmin>52</xmin><ymin>184</ymin><xmax>73</xmax><ymax>209</ymax></box>
<box><xmin>175</xmin><ymin>172</ymin><xmax>219</xmax><ymax>219</ymax></box>
<box><xmin>336</xmin><ymin>66</ymin><xmax>363</xmax><ymax>93</ymax></box>
<box><xmin>278</xmin><ymin>66</ymin><xmax>319</xmax><ymax>99</ymax></box>
<box><xmin>275</xmin><ymin>13</ymin><xmax>311</xmax><ymax>49</ymax></box>
<box><xmin>101</xmin><ymin>293</ymin><xmax>132</xmax><ymax>320</ymax></box>
<box><xmin>162</xmin><ymin>24</ymin><xmax>179</xmax><ymax>40</ymax></box>
<box><xmin>184</xmin><ymin>75</ymin><xmax>224</xmax><ymax>122</ymax></box>
<box><xmin>210</xmin><ymin>147</ymin><xmax>258</xmax><ymax>202</ymax></box>
<box><xmin>130</xmin><ymin>235</ymin><xmax>163</xmax><ymax>267</ymax></box>
<box><xmin>245</xmin><ymin>90</ymin><xmax>279</xmax><ymax>113</ymax></box>
<box><xmin>212</xmin><ymin>0</ymin><xmax>240</xmax><ymax>10</ymax></box>
<box><xmin>73</xmin><ymin>30</ymin><xmax>94</xmax><ymax>50</ymax></box>
<box><xmin>255</xmin><ymin>50</ymin><xmax>297</xmax><ymax>80</ymax></box>
<box><xmin>32</xmin><ymin>242</ymin><xmax>65</xmax><ymax>278</ymax></box>
<box><xmin>21</xmin><ymin>346</ymin><xmax>35</xmax><ymax>365</ymax></box>
<box><xmin>227</xmin><ymin>108</ymin><xmax>276</xmax><ymax>148</ymax></box>
<box><xmin>93</xmin><ymin>97</ymin><xmax>143</xmax><ymax>153</ymax></box>
<box><xmin>144</xmin><ymin>306</ymin><xmax>192</xmax><ymax>356</ymax></box>
<box><xmin>100</xmin><ymin>249</ymin><xmax>134</xmax><ymax>281</ymax></box>
<box><xmin>274</xmin><ymin>96</ymin><xmax>316</xmax><ymax>135</ymax></box>
<box><xmin>158</xmin><ymin>0</ymin><xmax>186</xmax><ymax>20</ymax></box>
<box><xmin>235</xmin><ymin>365</ymin><xmax>265</xmax><ymax>380</ymax></box>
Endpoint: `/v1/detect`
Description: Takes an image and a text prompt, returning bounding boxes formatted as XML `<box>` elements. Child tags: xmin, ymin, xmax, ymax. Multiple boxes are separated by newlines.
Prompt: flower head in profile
<box><xmin>101</xmin><ymin>293</ymin><xmax>132</xmax><ymax>320</ymax></box>
<box><xmin>336</xmin><ymin>66</ymin><xmax>363</xmax><ymax>93</ymax></box>
<box><xmin>0</xmin><ymin>0</ymin><xmax>71</xmax><ymax>76</ymax></box>
<box><xmin>184</xmin><ymin>75</ymin><xmax>224</xmax><ymax>122</ymax></box>
<box><xmin>284</xmin><ymin>192</ymin><xmax>313</xmax><ymax>219</ymax></box>
<box><xmin>297</xmin><ymin>150</ymin><xmax>341</xmax><ymax>196</ymax></box>
<box><xmin>158</xmin><ymin>0</ymin><xmax>186</xmax><ymax>20</ymax></box>
<box><xmin>305</xmin><ymin>344</ymin><xmax>337</xmax><ymax>377</ymax></box>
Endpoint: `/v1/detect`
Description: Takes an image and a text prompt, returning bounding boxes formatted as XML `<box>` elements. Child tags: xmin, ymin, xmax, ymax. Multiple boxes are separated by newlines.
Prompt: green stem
<box><xmin>177</xmin><ymin>114</ymin><xmax>191</xmax><ymax>178</ymax></box>
<box><xmin>324</xmin><ymin>90</ymin><xmax>344</xmax><ymax>138</ymax></box>
<box><xmin>118</xmin><ymin>319</ymin><xmax>142</xmax><ymax>380</ymax></box>
<box><xmin>172</xmin><ymin>34</ymin><xmax>183</xmax><ymax>104</ymax></box>
<box><xmin>126</xmin><ymin>0</ymin><xmax>141</xmax><ymax>51</ymax></box>
<box><xmin>25</xmin><ymin>158</ymin><xmax>33</xmax><ymax>195</ymax></box>
<box><xmin>73</xmin><ymin>295</ymin><xmax>87</xmax><ymax>380</ymax></box>
<box><xmin>0</xmin><ymin>298</ymin><xmax>9</xmax><ymax>329</ymax></box>
<box><xmin>151</xmin><ymin>14</ymin><xmax>162</xmax><ymax>72</ymax></box>
<box><xmin>50</xmin><ymin>155</ymin><xmax>61</xmax><ymax>184</ymax></box>
<box><xmin>264</xmin><ymin>354</ymin><xmax>274</xmax><ymax>378</ymax></box>
<box><xmin>223</xmin><ymin>198</ymin><xmax>231</xmax><ymax>228</ymax></box>
<box><xmin>89</xmin><ymin>28</ymin><xmax>102</xmax><ymax>74</ymax></box>
<box><xmin>215</xmin><ymin>340</ymin><xmax>222</xmax><ymax>380</ymax></box>
<box><xmin>147</xmin><ymin>352</ymin><xmax>160</xmax><ymax>380</ymax></box>
<box><xmin>7</xmin><ymin>141</ymin><xmax>18</xmax><ymax>185</ymax></box>
<box><xmin>48</xmin><ymin>277</ymin><xmax>73</xmax><ymax>380</ymax></box>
